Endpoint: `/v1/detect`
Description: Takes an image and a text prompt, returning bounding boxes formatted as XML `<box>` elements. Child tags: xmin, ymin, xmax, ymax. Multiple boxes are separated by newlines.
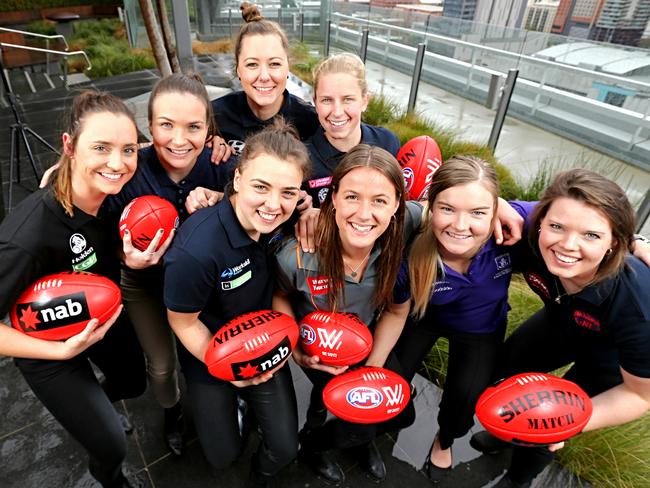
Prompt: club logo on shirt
<box><xmin>573</xmin><ymin>311</ymin><xmax>601</xmax><ymax>332</ymax></box>
<box><xmin>433</xmin><ymin>281</ymin><xmax>452</xmax><ymax>293</ymax></box>
<box><xmin>307</xmin><ymin>276</ymin><xmax>329</xmax><ymax>295</ymax></box>
<box><xmin>221</xmin><ymin>259</ymin><xmax>252</xmax><ymax>290</ymax></box>
<box><xmin>69</xmin><ymin>233</ymin><xmax>87</xmax><ymax>254</ymax></box>
<box><xmin>308</xmin><ymin>176</ymin><xmax>333</xmax><ymax>189</ymax></box>
<box><xmin>493</xmin><ymin>253</ymin><xmax>512</xmax><ymax>279</ymax></box>
<box><xmin>318</xmin><ymin>188</ymin><xmax>330</xmax><ymax>204</ymax></box>
<box><xmin>229</xmin><ymin>139</ymin><xmax>246</xmax><ymax>156</ymax></box>
<box><xmin>524</xmin><ymin>272</ymin><xmax>551</xmax><ymax>299</ymax></box>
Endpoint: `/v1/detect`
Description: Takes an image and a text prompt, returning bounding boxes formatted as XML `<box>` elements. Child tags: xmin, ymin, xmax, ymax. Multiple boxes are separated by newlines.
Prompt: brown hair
<box><xmin>409</xmin><ymin>155</ymin><xmax>499</xmax><ymax>318</ymax></box>
<box><xmin>528</xmin><ymin>168</ymin><xmax>635</xmax><ymax>286</ymax></box>
<box><xmin>235</xmin><ymin>2</ymin><xmax>289</xmax><ymax>67</ymax></box>
<box><xmin>147</xmin><ymin>72</ymin><xmax>216</xmax><ymax>141</ymax></box>
<box><xmin>318</xmin><ymin>144</ymin><xmax>406</xmax><ymax>313</ymax></box>
<box><xmin>229</xmin><ymin>117</ymin><xmax>310</xmax><ymax>196</ymax></box>
<box><xmin>312</xmin><ymin>52</ymin><xmax>368</xmax><ymax>98</ymax></box>
<box><xmin>53</xmin><ymin>90</ymin><xmax>136</xmax><ymax>216</ymax></box>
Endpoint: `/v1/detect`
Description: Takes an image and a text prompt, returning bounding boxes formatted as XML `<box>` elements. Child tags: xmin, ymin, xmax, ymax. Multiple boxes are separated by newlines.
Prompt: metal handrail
<box><xmin>332</xmin><ymin>12</ymin><xmax>650</xmax><ymax>92</ymax></box>
<box><xmin>0</xmin><ymin>27</ymin><xmax>69</xmax><ymax>50</ymax></box>
<box><xmin>0</xmin><ymin>42</ymin><xmax>91</xmax><ymax>89</ymax></box>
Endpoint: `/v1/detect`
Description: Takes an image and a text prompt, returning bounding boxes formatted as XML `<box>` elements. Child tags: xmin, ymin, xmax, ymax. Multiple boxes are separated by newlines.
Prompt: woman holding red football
<box><xmin>0</xmin><ymin>91</ymin><xmax>146</xmax><ymax>487</ymax></box>
<box><xmin>273</xmin><ymin>144</ymin><xmax>420</xmax><ymax>483</ymax></box>
<box><xmin>470</xmin><ymin>169</ymin><xmax>650</xmax><ymax>488</ymax></box>
<box><xmin>163</xmin><ymin>120</ymin><xmax>311</xmax><ymax>488</ymax></box>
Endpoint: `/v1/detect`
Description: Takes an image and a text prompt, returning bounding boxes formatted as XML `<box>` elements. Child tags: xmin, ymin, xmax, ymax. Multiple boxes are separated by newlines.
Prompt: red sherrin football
<box><xmin>119</xmin><ymin>195</ymin><xmax>179</xmax><ymax>252</ymax></box>
<box><xmin>299</xmin><ymin>311</ymin><xmax>373</xmax><ymax>366</ymax></box>
<box><xmin>204</xmin><ymin>310</ymin><xmax>299</xmax><ymax>381</ymax></box>
<box><xmin>397</xmin><ymin>135</ymin><xmax>443</xmax><ymax>201</ymax></box>
<box><xmin>10</xmin><ymin>272</ymin><xmax>122</xmax><ymax>341</ymax></box>
<box><xmin>323</xmin><ymin>367</ymin><xmax>410</xmax><ymax>424</ymax></box>
<box><xmin>475</xmin><ymin>372</ymin><xmax>593</xmax><ymax>446</ymax></box>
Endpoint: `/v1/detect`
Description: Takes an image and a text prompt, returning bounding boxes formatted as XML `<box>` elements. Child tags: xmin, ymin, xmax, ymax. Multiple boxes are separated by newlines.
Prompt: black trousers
<box><xmin>393</xmin><ymin>318</ymin><xmax>504</xmax><ymax>450</ymax></box>
<box><xmin>15</xmin><ymin>313</ymin><xmax>146</xmax><ymax>488</ymax></box>
<box><xmin>186</xmin><ymin>363</ymin><xmax>298</xmax><ymax>477</ymax></box>
<box><xmin>300</xmin><ymin>352</ymin><xmax>416</xmax><ymax>452</ymax></box>
<box><xmin>498</xmin><ymin>308</ymin><xmax>621</xmax><ymax>484</ymax></box>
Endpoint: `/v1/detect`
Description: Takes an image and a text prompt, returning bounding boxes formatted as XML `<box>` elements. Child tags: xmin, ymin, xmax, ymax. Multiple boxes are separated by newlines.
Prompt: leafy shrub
<box><xmin>25</xmin><ymin>20</ymin><xmax>57</xmax><ymax>36</ymax></box>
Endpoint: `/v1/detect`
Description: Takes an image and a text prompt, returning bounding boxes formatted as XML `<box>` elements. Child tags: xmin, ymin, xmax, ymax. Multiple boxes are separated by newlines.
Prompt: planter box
<box><xmin>0</xmin><ymin>4</ymin><xmax>119</xmax><ymax>26</ymax></box>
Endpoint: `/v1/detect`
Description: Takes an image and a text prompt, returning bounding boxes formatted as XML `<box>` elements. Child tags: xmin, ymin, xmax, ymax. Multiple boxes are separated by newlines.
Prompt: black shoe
<box><xmin>118</xmin><ymin>413</ymin><xmax>134</xmax><ymax>435</ymax></box>
<box><xmin>164</xmin><ymin>402</ymin><xmax>185</xmax><ymax>456</ymax></box>
<box><xmin>300</xmin><ymin>449</ymin><xmax>345</xmax><ymax>484</ymax></box>
<box><xmin>120</xmin><ymin>466</ymin><xmax>146</xmax><ymax>488</ymax></box>
<box><xmin>469</xmin><ymin>431</ymin><xmax>509</xmax><ymax>455</ymax></box>
<box><xmin>237</xmin><ymin>396</ymin><xmax>248</xmax><ymax>436</ymax></box>
<box><xmin>246</xmin><ymin>470</ymin><xmax>272</xmax><ymax>488</ymax></box>
<box><xmin>360</xmin><ymin>441</ymin><xmax>386</xmax><ymax>482</ymax></box>
<box><xmin>493</xmin><ymin>474</ymin><xmax>532</xmax><ymax>488</ymax></box>
<box><xmin>305</xmin><ymin>404</ymin><xmax>328</xmax><ymax>430</ymax></box>
<box><xmin>422</xmin><ymin>435</ymin><xmax>451</xmax><ymax>483</ymax></box>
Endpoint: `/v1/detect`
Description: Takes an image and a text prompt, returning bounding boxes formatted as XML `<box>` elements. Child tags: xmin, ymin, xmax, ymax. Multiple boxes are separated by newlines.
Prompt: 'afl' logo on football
<box><xmin>402</xmin><ymin>167</ymin><xmax>414</xmax><ymax>192</ymax></box>
<box><xmin>299</xmin><ymin>324</ymin><xmax>316</xmax><ymax>345</ymax></box>
<box><xmin>346</xmin><ymin>387</ymin><xmax>383</xmax><ymax>409</ymax></box>
<box><xmin>69</xmin><ymin>234</ymin><xmax>87</xmax><ymax>254</ymax></box>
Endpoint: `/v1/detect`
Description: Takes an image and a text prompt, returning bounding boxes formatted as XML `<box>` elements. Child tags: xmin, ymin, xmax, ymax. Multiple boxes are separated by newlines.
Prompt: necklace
<box><xmin>553</xmin><ymin>278</ymin><xmax>568</xmax><ymax>304</ymax></box>
<box><xmin>343</xmin><ymin>251</ymin><xmax>371</xmax><ymax>278</ymax></box>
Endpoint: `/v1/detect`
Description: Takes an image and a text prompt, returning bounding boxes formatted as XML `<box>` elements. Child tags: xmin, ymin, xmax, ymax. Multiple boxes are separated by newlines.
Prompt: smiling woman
<box><xmin>0</xmin><ymin>91</ymin><xmax>147</xmax><ymax>487</ymax></box>
<box><xmin>163</xmin><ymin>119</ymin><xmax>311</xmax><ymax>486</ymax></box>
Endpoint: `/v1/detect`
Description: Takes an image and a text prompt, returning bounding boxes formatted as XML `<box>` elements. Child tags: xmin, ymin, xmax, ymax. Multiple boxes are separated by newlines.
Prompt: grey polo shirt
<box><xmin>274</xmin><ymin>201</ymin><xmax>423</xmax><ymax>326</ymax></box>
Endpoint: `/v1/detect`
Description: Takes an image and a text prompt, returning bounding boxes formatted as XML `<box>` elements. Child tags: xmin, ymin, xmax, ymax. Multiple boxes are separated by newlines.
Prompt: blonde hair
<box><xmin>312</xmin><ymin>53</ymin><xmax>368</xmax><ymax>98</ymax></box>
<box><xmin>53</xmin><ymin>91</ymin><xmax>136</xmax><ymax>216</ymax></box>
<box><xmin>409</xmin><ymin>155</ymin><xmax>499</xmax><ymax>318</ymax></box>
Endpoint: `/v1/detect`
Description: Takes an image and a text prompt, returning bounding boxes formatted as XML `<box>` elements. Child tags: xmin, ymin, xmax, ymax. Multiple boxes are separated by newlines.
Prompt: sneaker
<box><xmin>469</xmin><ymin>431</ymin><xmax>509</xmax><ymax>455</ymax></box>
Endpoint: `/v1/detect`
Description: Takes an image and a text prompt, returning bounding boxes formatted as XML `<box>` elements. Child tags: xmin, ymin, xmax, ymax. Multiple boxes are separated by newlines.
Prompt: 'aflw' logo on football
<box><xmin>382</xmin><ymin>384</ymin><xmax>405</xmax><ymax>407</ymax></box>
<box><xmin>318</xmin><ymin>328</ymin><xmax>343</xmax><ymax>350</ymax></box>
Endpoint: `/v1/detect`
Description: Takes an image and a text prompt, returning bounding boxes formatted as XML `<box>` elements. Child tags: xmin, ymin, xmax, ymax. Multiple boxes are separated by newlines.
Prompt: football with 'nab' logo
<box><xmin>11</xmin><ymin>272</ymin><xmax>122</xmax><ymax>341</ymax></box>
<box><xmin>119</xmin><ymin>195</ymin><xmax>178</xmax><ymax>252</ymax></box>
<box><xmin>204</xmin><ymin>310</ymin><xmax>299</xmax><ymax>381</ymax></box>
<box><xmin>475</xmin><ymin>372</ymin><xmax>593</xmax><ymax>446</ymax></box>
<box><xmin>299</xmin><ymin>311</ymin><xmax>373</xmax><ymax>366</ymax></box>
<box><xmin>323</xmin><ymin>367</ymin><xmax>410</xmax><ymax>424</ymax></box>
<box><xmin>397</xmin><ymin>135</ymin><xmax>443</xmax><ymax>201</ymax></box>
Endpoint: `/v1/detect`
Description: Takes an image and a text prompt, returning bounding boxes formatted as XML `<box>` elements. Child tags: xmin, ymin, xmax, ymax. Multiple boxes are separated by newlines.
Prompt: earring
<box><xmin>537</xmin><ymin>227</ymin><xmax>541</xmax><ymax>233</ymax></box>
<box><xmin>605</xmin><ymin>248</ymin><xmax>613</xmax><ymax>255</ymax></box>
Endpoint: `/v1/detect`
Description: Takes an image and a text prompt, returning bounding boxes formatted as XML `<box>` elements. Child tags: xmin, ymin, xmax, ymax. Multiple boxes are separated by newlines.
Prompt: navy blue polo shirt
<box><xmin>212</xmin><ymin>89</ymin><xmax>319</xmax><ymax>156</ymax></box>
<box><xmin>521</xmin><ymin>250</ymin><xmax>650</xmax><ymax>384</ymax></box>
<box><xmin>0</xmin><ymin>189</ymin><xmax>122</xmax><ymax>318</ymax></box>
<box><xmin>393</xmin><ymin>201</ymin><xmax>535</xmax><ymax>334</ymax></box>
<box><xmin>304</xmin><ymin>124</ymin><xmax>401</xmax><ymax>207</ymax></box>
<box><xmin>104</xmin><ymin>145</ymin><xmax>233</xmax><ymax>224</ymax></box>
<box><xmin>163</xmin><ymin>196</ymin><xmax>274</xmax><ymax>381</ymax></box>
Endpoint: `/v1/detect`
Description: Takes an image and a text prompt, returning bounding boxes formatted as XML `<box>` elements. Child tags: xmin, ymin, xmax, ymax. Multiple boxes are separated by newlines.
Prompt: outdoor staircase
<box><xmin>3</xmin><ymin>63</ymin><xmax>69</xmax><ymax>97</ymax></box>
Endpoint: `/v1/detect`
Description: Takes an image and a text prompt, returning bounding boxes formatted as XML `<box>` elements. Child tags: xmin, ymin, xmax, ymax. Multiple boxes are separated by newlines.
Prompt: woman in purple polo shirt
<box><xmin>367</xmin><ymin>155</ymin><xmax>534</xmax><ymax>483</ymax></box>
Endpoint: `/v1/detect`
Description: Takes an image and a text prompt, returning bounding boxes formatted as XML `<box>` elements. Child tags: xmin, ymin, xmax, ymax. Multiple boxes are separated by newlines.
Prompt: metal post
<box><xmin>324</xmin><ymin>20</ymin><xmax>331</xmax><ymax>56</ymax></box>
<box><xmin>277</xmin><ymin>8</ymin><xmax>281</xmax><ymax>26</ymax></box>
<box><xmin>300</xmin><ymin>12</ymin><xmax>304</xmax><ymax>42</ymax></box>
<box><xmin>229</xmin><ymin>9</ymin><xmax>232</xmax><ymax>38</ymax></box>
<box><xmin>46</xmin><ymin>39</ymin><xmax>50</xmax><ymax>75</ymax></box>
<box><xmin>360</xmin><ymin>28</ymin><xmax>369</xmax><ymax>62</ymax></box>
<box><xmin>63</xmin><ymin>59</ymin><xmax>68</xmax><ymax>88</ymax></box>
<box><xmin>407</xmin><ymin>42</ymin><xmax>426</xmax><ymax>113</ymax></box>
<box><xmin>487</xmin><ymin>69</ymin><xmax>519</xmax><ymax>150</ymax></box>
<box><xmin>637</xmin><ymin>191</ymin><xmax>650</xmax><ymax>233</ymax></box>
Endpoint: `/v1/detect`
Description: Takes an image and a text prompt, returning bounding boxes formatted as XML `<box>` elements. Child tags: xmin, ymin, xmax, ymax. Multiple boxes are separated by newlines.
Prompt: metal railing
<box><xmin>0</xmin><ymin>43</ymin><xmax>91</xmax><ymax>89</ymax></box>
<box><xmin>0</xmin><ymin>27</ymin><xmax>69</xmax><ymax>75</ymax></box>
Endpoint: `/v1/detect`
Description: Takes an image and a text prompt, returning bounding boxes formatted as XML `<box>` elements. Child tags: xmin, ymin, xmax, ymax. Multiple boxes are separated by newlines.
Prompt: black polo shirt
<box><xmin>304</xmin><ymin>124</ymin><xmax>401</xmax><ymax>206</ymax></box>
<box><xmin>104</xmin><ymin>145</ymin><xmax>233</xmax><ymax>224</ymax></box>
<box><xmin>521</xmin><ymin>251</ymin><xmax>650</xmax><ymax>390</ymax></box>
<box><xmin>163</xmin><ymin>196</ymin><xmax>274</xmax><ymax>381</ymax></box>
<box><xmin>211</xmin><ymin>89</ymin><xmax>319</xmax><ymax>156</ymax></box>
<box><xmin>0</xmin><ymin>189</ymin><xmax>122</xmax><ymax>319</ymax></box>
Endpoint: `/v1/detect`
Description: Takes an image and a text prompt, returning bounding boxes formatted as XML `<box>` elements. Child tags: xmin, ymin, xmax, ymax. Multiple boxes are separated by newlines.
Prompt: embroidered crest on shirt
<box><xmin>307</xmin><ymin>276</ymin><xmax>329</xmax><ymax>295</ymax></box>
<box><xmin>493</xmin><ymin>253</ymin><xmax>512</xmax><ymax>279</ymax></box>
<box><xmin>524</xmin><ymin>271</ymin><xmax>551</xmax><ymax>299</ymax></box>
<box><xmin>573</xmin><ymin>310</ymin><xmax>601</xmax><ymax>332</ymax></box>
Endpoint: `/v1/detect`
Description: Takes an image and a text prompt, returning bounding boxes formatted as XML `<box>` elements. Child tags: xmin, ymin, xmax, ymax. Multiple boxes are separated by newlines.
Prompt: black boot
<box><xmin>246</xmin><ymin>470</ymin><xmax>272</xmax><ymax>488</ymax></box>
<box><xmin>118</xmin><ymin>413</ymin><xmax>134</xmax><ymax>435</ymax></box>
<box><xmin>359</xmin><ymin>441</ymin><xmax>386</xmax><ymax>482</ymax></box>
<box><xmin>300</xmin><ymin>449</ymin><xmax>345</xmax><ymax>484</ymax></box>
<box><xmin>119</xmin><ymin>466</ymin><xmax>146</xmax><ymax>488</ymax></box>
<box><xmin>164</xmin><ymin>402</ymin><xmax>185</xmax><ymax>456</ymax></box>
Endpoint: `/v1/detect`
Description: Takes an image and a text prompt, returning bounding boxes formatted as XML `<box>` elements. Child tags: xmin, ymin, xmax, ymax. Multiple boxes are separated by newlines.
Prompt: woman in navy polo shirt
<box><xmin>105</xmin><ymin>72</ymin><xmax>232</xmax><ymax>457</ymax></box>
<box><xmin>274</xmin><ymin>145</ymin><xmax>419</xmax><ymax>483</ymax></box>
<box><xmin>304</xmin><ymin>53</ymin><xmax>400</xmax><ymax>207</ymax></box>
<box><xmin>211</xmin><ymin>3</ymin><xmax>319</xmax><ymax>159</ymax></box>
<box><xmin>372</xmin><ymin>156</ymin><xmax>533</xmax><ymax>483</ymax></box>
<box><xmin>0</xmin><ymin>91</ymin><xmax>146</xmax><ymax>487</ymax></box>
<box><xmin>472</xmin><ymin>169</ymin><xmax>650</xmax><ymax>488</ymax></box>
<box><xmin>163</xmin><ymin>121</ymin><xmax>311</xmax><ymax>487</ymax></box>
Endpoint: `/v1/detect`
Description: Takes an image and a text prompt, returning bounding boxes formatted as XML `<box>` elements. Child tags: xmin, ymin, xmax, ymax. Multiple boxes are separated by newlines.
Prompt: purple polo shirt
<box><xmin>393</xmin><ymin>201</ymin><xmax>535</xmax><ymax>334</ymax></box>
